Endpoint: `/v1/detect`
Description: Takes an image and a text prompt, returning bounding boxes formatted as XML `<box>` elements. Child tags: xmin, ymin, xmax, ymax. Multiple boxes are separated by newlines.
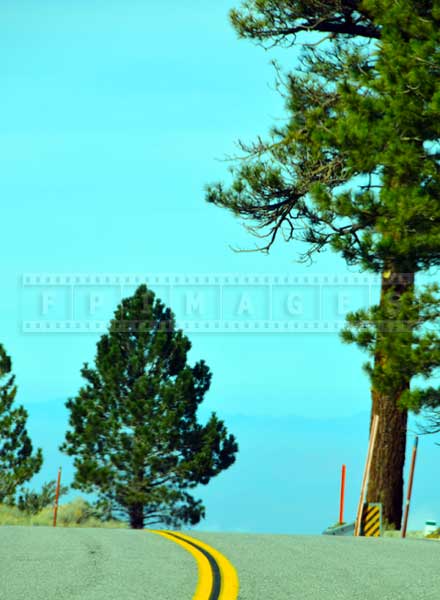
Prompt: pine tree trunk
<box><xmin>128</xmin><ymin>502</ymin><xmax>144</xmax><ymax>529</ymax></box>
<box><xmin>366</xmin><ymin>270</ymin><xmax>414</xmax><ymax>529</ymax></box>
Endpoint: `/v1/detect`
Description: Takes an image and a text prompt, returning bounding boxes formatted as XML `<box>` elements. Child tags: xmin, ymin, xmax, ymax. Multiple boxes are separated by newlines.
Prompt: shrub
<box><xmin>17</xmin><ymin>480</ymin><xmax>69</xmax><ymax>515</ymax></box>
<box><xmin>0</xmin><ymin>498</ymin><xmax>127</xmax><ymax>528</ymax></box>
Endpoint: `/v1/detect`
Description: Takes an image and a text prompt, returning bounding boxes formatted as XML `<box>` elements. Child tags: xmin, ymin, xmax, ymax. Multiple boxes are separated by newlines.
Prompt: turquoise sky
<box><xmin>1</xmin><ymin>1</ymin><xmax>438</xmax><ymax>532</ymax></box>
<box><xmin>1</xmin><ymin>0</ymin><xmax>369</xmax><ymax>417</ymax></box>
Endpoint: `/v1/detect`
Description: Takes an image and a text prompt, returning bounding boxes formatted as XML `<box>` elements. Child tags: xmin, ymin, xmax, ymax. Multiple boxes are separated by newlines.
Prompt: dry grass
<box><xmin>383</xmin><ymin>529</ymin><xmax>440</xmax><ymax>540</ymax></box>
<box><xmin>0</xmin><ymin>498</ymin><xmax>127</xmax><ymax>528</ymax></box>
<box><xmin>383</xmin><ymin>529</ymin><xmax>426</xmax><ymax>539</ymax></box>
<box><xmin>426</xmin><ymin>529</ymin><xmax>440</xmax><ymax>540</ymax></box>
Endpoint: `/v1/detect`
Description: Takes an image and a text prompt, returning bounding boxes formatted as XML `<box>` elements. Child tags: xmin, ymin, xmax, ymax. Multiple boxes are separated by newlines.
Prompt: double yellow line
<box><xmin>150</xmin><ymin>530</ymin><xmax>239</xmax><ymax>600</ymax></box>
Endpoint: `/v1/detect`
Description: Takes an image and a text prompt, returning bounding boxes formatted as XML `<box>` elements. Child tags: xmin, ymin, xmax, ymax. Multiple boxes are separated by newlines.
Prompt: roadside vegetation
<box><xmin>0</xmin><ymin>344</ymin><xmax>43</xmax><ymax>503</ymax></box>
<box><xmin>0</xmin><ymin>498</ymin><xmax>127</xmax><ymax>528</ymax></box>
<box><xmin>60</xmin><ymin>284</ymin><xmax>238</xmax><ymax>529</ymax></box>
<box><xmin>382</xmin><ymin>528</ymin><xmax>440</xmax><ymax>540</ymax></box>
<box><xmin>426</xmin><ymin>529</ymin><xmax>440</xmax><ymax>539</ymax></box>
<box><xmin>0</xmin><ymin>285</ymin><xmax>237</xmax><ymax>530</ymax></box>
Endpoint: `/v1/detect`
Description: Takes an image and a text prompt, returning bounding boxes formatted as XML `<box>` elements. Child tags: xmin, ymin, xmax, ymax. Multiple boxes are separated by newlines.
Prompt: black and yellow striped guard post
<box><xmin>361</xmin><ymin>502</ymin><xmax>382</xmax><ymax>537</ymax></box>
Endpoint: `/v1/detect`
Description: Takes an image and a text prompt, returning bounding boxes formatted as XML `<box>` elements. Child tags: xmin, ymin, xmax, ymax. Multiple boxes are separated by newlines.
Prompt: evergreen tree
<box><xmin>229</xmin><ymin>1</ymin><xmax>380</xmax><ymax>43</ymax></box>
<box><xmin>17</xmin><ymin>479</ymin><xmax>69</xmax><ymax>515</ymax></box>
<box><xmin>206</xmin><ymin>1</ymin><xmax>440</xmax><ymax>527</ymax></box>
<box><xmin>0</xmin><ymin>344</ymin><xmax>43</xmax><ymax>503</ymax></box>
<box><xmin>60</xmin><ymin>285</ymin><xmax>238</xmax><ymax>529</ymax></box>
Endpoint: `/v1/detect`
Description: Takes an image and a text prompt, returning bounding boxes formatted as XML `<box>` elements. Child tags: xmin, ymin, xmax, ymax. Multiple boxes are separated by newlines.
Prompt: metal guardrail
<box><xmin>322</xmin><ymin>522</ymin><xmax>355</xmax><ymax>536</ymax></box>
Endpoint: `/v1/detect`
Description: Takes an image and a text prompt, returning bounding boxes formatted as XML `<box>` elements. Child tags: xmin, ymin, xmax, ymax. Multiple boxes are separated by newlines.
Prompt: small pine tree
<box><xmin>0</xmin><ymin>344</ymin><xmax>43</xmax><ymax>503</ymax></box>
<box><xmin>61</xmin><ymin>285</ymin><xmax>238</xmax><ymax>529</ymax></box>
<box><xmin>16</xmin><ymin>480</ymin><xmax>70</xmax><ymax>515</ymax></box>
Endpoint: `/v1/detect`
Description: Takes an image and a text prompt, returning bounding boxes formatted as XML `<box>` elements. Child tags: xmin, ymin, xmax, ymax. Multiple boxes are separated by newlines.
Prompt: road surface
<box><xmin>151</xmin><ymin>530</ymin><xmax>238</xmax><ymax>599</ymax></box>
<box><xmin>1</xmin><ymin>526</ymin><xmax>440</xmax><ymax>599</ymax></box>
<box><xmin>191</xmin><ymin>532</ymin><xmax>440</xmax><ymax>600</ymax></box>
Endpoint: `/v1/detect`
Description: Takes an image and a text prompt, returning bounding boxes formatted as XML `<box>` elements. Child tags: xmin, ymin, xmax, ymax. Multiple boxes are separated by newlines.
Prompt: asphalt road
<box><xmin>152</xmin><ymin>530</ymin><xmax>239</xmax><ymax>599</ymax></box>
<box><xmin>191</xmin><ymin>532</ymin><xmax>440</xmax><ymax>600</ymax></box>
<box><xmin>2</xmin><ymin>526</ymin><xmax>440</xmax><ymax>599</ymax></box>
<box><xmin>0</xmin><ymin>526</ymin><xmax>197</xmax><ymax>600</ymax></box>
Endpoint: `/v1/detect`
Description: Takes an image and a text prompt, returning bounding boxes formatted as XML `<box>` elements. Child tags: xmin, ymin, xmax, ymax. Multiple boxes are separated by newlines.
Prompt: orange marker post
<box><xmin>401</xmin><ymin>436</ymin><xmax>418</xmax><ymax>539</ymax></box>
<box><xmin>339</xmin><ymin>464</ymin><xmax>346</xmax><ymax>525</ymax></box>
<box><xmin>53</xmin><ymin>467</ymin><xmax>62</xmax><ymax>527</ymax></box>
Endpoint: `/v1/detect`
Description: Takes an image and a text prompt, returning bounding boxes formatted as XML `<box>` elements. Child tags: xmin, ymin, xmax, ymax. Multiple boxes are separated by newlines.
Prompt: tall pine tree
<box><xmin>0</xmin><ymin>344</ymin><xmax>43</xmax><ymax>503</ymax></box>
<box><xmin>61</xmin><ymin>285</ymin><xmax>238</xmax><ymax>529</ymax></box>
<box><xmin>206</xmin><ymin>1</ymin><xmax>440</xmax><ymax>527</ymax></box>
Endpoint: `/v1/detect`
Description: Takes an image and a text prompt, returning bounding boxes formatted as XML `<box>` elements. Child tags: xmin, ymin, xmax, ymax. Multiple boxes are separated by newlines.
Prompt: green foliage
<box><xmin>42</xmin><ymin>498</ymin><xmax>101</xmax><ymax>527</ymax></box>
<box><xmin>230</xmin><ymin>1</ymin><xmax>380</xmax><ymax>44</ymax></box>
<box><xmin>91</xmin><ymin>497</ymin><xmax>118</xmax><ymax>522</ymax></box>
<box><xmin>426</xmin><ymin>528</ymin><xmax>440</xmax><ymax>539</ymax></box>
<box><xmin>208</xmin><ymin>1</ymin><xmax>440</xmax><ymax>419</ymax></box>
<box><xmin>60</xmin><ymin>285</ymin><xmax>238</xmax><ymax>529</ymax></box>
<box><xmin>16</xmin><ymin>480</ymin><xmax>70</xmax><ymax>515</ymax></box>
<box><xmin>207</xmin><ymin>2</ymin><xmax>440</xmax><ymax>526</ymax></box>
<box><xmin>209</xmin><ymin>3</ymin><xmax>440</xmax><ymax>271</ymax></box>
<box><xmin>0</xmin><ymin>498</ymin><xmax>127</xmax><ymax>528</ymax></box>
<box><xmin>0</xmin><ymin>344</ymin><xmax>43</xmax><ymax>502</ymax></box>
<box><xmin>341</xmin><ymin>283</ymin><xmax>440</xmax><ymax>401</ymax></box>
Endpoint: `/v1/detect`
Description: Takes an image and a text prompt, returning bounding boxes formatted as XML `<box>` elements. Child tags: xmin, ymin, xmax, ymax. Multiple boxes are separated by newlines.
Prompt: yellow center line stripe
<box><xmin>150</xmin><ymin>530</ymin><xmax>213</xmax><ymax>599</ymax></box>
<box><xmin>148</xmin><ymin>530</ymin><xmax>239</xmax><ymax>600</ymax></box>
<box><xmin>171</xmin><ymin>531</ymin><xmax>239</xmax><ymax>600</ymax></box>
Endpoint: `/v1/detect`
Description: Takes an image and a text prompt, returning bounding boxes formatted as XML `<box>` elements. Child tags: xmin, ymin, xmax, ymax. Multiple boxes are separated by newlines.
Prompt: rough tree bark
<box><xmin>367</xmin><ymin>271</ymin><xmax>415</xmax><ymax>529</ymax></box>
<box><xmin>128</xmin><ymin>502</ymin><xmax>145</xmax><ymax>529</ymax></box>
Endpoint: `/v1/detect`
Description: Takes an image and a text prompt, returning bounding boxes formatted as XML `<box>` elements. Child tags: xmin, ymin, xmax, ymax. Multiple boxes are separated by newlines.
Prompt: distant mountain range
<box><xmin>24</xmin><ymin>401</ymin><xmax>440</xmax><ymax>534</ymax></box>
<box><xmin>193</xmin><ymin>411</ymin><xmax>440</xmax><ymax>534</ymax></box>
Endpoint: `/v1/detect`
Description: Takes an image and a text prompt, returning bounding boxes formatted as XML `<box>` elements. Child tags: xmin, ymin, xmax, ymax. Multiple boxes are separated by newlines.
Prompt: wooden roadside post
<box><xmin>355</xmin><ymin>414</ymin><xmax>379</xmax><ymax>536</ymax></box>
<box><xmin>339</xmin><ymin>464</ymin><xmax>346</xmax><ymax>525</ymax></box>
<box><xmin>53</xmin><ymin>467</ymin><xmax>62</xmax><ymax>527</ymax></box>
<box><xmin>401</xmin><ymin>436</ymin><xmax>419</xmax><ymax>539</ymax></box>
